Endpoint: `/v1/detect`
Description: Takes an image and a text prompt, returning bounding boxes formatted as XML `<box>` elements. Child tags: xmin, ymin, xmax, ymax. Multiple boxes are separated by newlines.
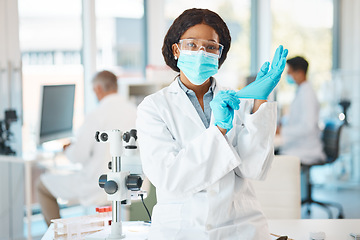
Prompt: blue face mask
<box><xmin>286</xmin><ymin>75</ymin><xmax>296</xmax><ymax>85</ymax></box>
<box><xmin>177</xmin><ymin>50</ymin><xmax>219</xmax><ymax>85</ymax></box>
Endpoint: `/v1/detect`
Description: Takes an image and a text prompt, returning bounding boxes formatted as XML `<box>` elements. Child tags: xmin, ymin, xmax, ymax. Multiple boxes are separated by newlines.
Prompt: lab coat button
<box><xmin>206</xmin><ymin>224</ymin><xmax>212</xmax><ymax>230</ymax></box>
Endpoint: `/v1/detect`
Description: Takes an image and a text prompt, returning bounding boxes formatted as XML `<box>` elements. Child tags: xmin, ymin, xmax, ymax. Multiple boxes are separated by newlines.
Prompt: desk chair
<box><xmin>252</xmin><ymin>155</ymin><xmax>301</xmax><ymax>219</ymax></box>
<box><xmin>301</xmin><ymin>121</ymin><xmax>345</xmax><ymax>219</ymax></box>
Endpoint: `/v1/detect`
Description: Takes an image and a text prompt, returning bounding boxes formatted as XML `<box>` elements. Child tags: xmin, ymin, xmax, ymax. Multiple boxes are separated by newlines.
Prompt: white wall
<box><xmin>257</xmin><ymin>0</ymin><xmax>272</xmax><ymax>70</ymax></box>
<box><xmin>146</xmin><ymin>0</ymin><xmax>166</xmax><ymax>66</ymax></box>
<box><xmin>0</xmin><ymin>0</ymin><xmax>9</xmax><ymax>113</ymax></box>
<box><xmin>0</xmin><ymin>0</ymin><xmax>24</xmax><ymax>239</ymax></box>
<box><xmin>339</xmin><ymin>0</ymin><xmax>360</xmax><ymax>182</ymax></box>
<box><xmin>0</xmin><ymin>0</ymin><xmax>23</xmax><ymax>152</ymax></box>
<box><xmin>340</xmin><ymin>0</ymin><xmax>360</xmax><ymax>72</ymax></box>
<box><xmin>82</xmin><ymin>0</ymin><xmax>98</xmax><ymax>114</ymax></box>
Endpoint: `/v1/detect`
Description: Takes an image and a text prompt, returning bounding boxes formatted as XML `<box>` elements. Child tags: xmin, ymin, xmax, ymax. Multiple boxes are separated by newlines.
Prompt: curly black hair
<box><xmin>162</xmin><ymin>8</ymin><xmax>231</xmax><ymax>72</ymax></box>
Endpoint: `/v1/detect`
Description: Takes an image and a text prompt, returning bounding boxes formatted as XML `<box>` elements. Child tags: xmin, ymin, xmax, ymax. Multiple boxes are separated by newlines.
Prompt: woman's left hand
<box><xmin>236</xmin><ymin>45</ymin><xmax>288</xmax><ymax>100</ymax></box>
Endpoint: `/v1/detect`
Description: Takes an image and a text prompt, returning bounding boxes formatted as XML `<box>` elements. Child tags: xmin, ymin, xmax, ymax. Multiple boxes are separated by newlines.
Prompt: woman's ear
<box><xmin>172</xmin><ymin>43</ymin><xmax>180</xmax><ymax>60</ymax></box>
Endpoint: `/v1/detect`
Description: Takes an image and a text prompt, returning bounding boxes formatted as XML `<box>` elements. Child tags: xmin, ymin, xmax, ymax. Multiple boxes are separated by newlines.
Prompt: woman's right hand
<box><xmin>210</xmin><ymin>90</ymin><xmax>240</xmax><ymax>134</ymax></box>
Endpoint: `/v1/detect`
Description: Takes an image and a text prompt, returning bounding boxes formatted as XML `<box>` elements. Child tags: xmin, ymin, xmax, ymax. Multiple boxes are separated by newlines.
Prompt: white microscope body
<box><xmin>87</xmin><ymin>129</ymin><xmax>144</xmax><ymax>240</ymax></box>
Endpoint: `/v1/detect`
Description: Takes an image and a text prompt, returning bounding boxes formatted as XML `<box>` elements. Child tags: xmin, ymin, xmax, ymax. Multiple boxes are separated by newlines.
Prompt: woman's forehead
<box><xmin>180</xmin><ymin>24</ymin><xmax>219</xmax><ymax>42</ymax></box>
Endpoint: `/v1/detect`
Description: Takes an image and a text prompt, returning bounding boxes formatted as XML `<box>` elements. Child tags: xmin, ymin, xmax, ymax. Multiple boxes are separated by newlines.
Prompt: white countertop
<box><xmin>42</xmin><ymin>219</ymin><xmax>360</xmax><ymax>240</ymax></box>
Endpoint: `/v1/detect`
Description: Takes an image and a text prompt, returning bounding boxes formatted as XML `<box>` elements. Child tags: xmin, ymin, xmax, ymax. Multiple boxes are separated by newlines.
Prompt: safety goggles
<box><xmin>178</xmin><ymin>39</ymin><xmax>224</xmax><ymax>58</ymax></box>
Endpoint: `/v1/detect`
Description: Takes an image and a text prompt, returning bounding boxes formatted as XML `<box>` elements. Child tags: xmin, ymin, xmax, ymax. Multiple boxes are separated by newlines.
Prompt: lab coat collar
<box><xmin>168</xmin><ymin>77</ymin><xmax>219</xmax><ymax>130</ymax></box>
<box><xmin>177</xmin><ymin>77</ymin><xmax>216</xmax><ymax>95</ymax></box>
<box><xmin>168</xmin><ymin>76</ymin><xmax>218</xmax><ymax>94</ymax></box>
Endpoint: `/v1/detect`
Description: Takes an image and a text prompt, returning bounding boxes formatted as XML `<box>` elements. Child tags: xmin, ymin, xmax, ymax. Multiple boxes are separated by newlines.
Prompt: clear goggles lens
<box><xmin>178</xmin><ymin>39</ymin><xmax>224</xmax><ymax>58</ymax></box>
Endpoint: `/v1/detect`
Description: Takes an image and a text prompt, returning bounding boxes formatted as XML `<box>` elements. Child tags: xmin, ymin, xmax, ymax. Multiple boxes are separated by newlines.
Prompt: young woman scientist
<box><xmin>136</xmin><ymin>8</ymin><xmax>288</xmax><ymax>240</ymax></box>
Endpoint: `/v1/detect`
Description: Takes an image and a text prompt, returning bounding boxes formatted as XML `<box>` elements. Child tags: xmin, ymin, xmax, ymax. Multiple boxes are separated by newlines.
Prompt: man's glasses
<box><xmin>178</xmin><ymin>39</ymin><xmax>224</xmax><ymax>58</ymax></box>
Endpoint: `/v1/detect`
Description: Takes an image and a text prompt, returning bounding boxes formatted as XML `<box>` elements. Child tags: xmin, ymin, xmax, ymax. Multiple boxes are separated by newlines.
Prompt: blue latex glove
<box><xmin>210</xmin><ymin>90</ymin><xmax>240</xmax><ymax>132</ymax></box>
<box><xmin>236</xmin><ymin>45</ymin><xmax>289</xmax><ymax>100</ymax></box>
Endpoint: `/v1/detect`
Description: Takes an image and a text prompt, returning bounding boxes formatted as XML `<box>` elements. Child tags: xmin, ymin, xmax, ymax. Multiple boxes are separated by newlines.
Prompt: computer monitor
<box><xmin>38</xmin><ymin>84</ymin><xmax>76</xmax><ymax>145</ymax></box>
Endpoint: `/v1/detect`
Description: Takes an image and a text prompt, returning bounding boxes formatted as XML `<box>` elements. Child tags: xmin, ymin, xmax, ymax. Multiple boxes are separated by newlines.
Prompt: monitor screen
<box><xmin>38</xmin><ymin>84</ymin><xmax>75</xmax><ymax>144</ymax></box>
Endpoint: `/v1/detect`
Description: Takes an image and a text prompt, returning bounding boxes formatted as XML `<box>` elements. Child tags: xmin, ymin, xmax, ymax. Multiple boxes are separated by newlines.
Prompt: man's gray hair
<box><xmin>92</xmin><ymin>70</ymin><xmax>118</xmax><ymax>92</ymax></box>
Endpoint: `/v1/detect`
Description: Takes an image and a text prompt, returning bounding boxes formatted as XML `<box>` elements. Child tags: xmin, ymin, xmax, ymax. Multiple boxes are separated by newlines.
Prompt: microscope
<box><xmin>0</xmin><ymin>109</ymin><xmax>18</xmax><ymax>156</ymax></box>
<box><xmin>87</xmin><ymin>129</ymin><xmax>145</xmax><ymax>240</ymax></box>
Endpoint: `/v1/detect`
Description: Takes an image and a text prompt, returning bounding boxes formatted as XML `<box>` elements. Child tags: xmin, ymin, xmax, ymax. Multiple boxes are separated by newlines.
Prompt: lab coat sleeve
<box><xmin>65</xmin><ymin>113</ymin><xmax>98</xmax><ymax>164</ymax></box>
<box><xmin>136</xmin><ymin>97</ymin><xmax>242</xmax><ymax>196</ymax></box>
<box><xmin>231</xmin><ymin>100</ymin><xmax>277</xmax><ymax>180</ymax></box>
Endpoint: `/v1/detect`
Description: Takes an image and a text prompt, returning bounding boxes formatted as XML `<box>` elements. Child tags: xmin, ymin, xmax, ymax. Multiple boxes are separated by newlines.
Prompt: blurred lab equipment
<box><xmin>52</xmin><ymin>206</ymin><xmax>112</xmax><ymax>239</ymax></box>
<box><xmin>338</xmin><ymin>99</ymin><xmax>351</xmax><ymax>125</ymax></box>
<box><xmin>0</xmin><ymin>109</ymin><xmax>18</xmax><ymax>155</ymax></box>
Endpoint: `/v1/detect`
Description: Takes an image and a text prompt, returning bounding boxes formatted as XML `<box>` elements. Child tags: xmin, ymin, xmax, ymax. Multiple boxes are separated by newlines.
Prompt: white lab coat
<box><xmin>136</xmin><ymin>79</ymin><xmax>277</xmax><ymax>240</ymax></box>
<box><xmin>280</xmin><ymin>81</ymin><xmax>326</xmax><ymax>165</ymax></box>
<box><xmin>41</xmin><ymin>94</ymin><xmax>137</xmax><ymax>206</ymax></box>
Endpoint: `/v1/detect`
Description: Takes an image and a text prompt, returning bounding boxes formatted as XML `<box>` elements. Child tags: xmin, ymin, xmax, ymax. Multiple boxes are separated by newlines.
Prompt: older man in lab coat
<box><xmin>279</xmin><ymin>56</ymin><xmax>325</xmax><ymax>165</ymax></box>
<box><xmin>36</xmin><ymin>70</ymin><xmax>137</xmax><ymax>226</ymax></box>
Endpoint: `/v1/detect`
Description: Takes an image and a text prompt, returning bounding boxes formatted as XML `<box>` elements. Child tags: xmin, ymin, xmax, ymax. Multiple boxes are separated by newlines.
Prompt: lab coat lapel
<box><xmin>168</xmin><ymin>80</ymin><xmax>206</xmax><ymax>130</ymax></box>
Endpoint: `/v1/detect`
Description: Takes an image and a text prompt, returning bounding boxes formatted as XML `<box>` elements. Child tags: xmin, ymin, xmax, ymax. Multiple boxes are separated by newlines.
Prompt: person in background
<box><xmin>278</xmin><ymin>56</ymin><xmax>326</xmax><ymax>165</ymax></box>
<box><xmin>36</xmin><ymin>70</ymin><xmax>137</xmax><ymax>226</ymax></box>
<box><xmin>136</xmin><ymin>8</ymin><xmax>287</xmax><ymax>240</ymax></box>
